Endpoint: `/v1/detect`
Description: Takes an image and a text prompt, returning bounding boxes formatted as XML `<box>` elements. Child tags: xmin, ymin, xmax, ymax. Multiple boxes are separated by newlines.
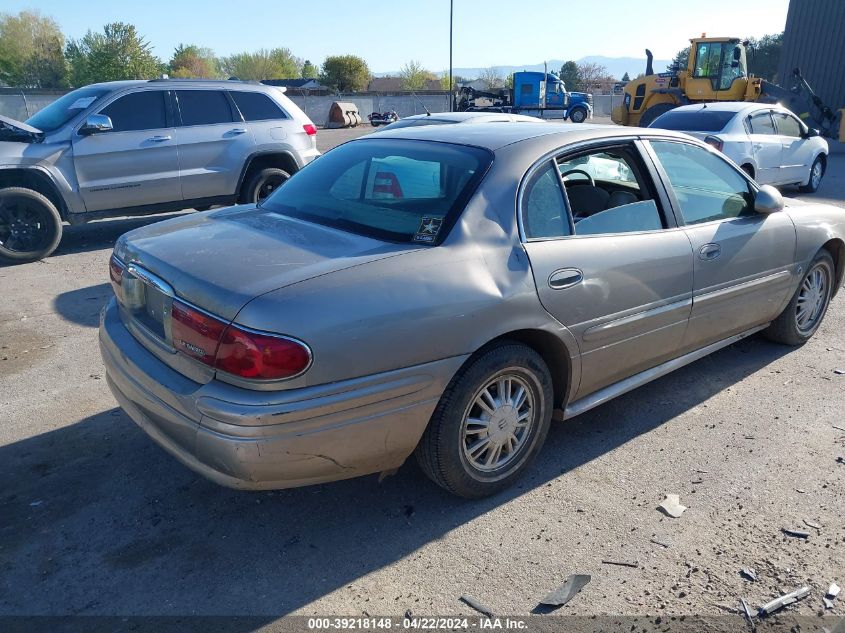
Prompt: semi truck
<box><xmin>456</xmin><ymin>71</ymin><xmax>593</xmax><ymax>122</ymax></box>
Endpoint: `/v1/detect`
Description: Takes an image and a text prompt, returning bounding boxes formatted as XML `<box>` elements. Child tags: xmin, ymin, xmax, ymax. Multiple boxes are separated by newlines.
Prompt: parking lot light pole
<box><xmin>449</xmin><ymin>0</ymin><xmax>453</xmax><ymax>111</ymax></box>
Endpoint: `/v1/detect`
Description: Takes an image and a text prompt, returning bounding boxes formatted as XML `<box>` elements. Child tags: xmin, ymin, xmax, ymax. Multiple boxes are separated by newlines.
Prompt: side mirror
<box><xmin>755</xmin><ymin>184</ymin><xmax>784</xmax><ymax>214</ymax></box>
<box><xmin>79</xmin><ymin>114</ymin><xmax>113</xmax><ymax>136</ymax></box>
<box><xmin>804</xmin><ymin>127</ymin><xmax>820</xmax><ymax>138</ymax></box>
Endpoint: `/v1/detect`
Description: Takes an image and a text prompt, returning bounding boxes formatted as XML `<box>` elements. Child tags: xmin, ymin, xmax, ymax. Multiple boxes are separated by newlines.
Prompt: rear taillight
<box><xmin>215</xmin><ymin>326</ymin><xmax>311</xmax><ymax>380</ymax></box>
<box><xmin>303</xmin><ymin>123</ymin><xmax>317</xmax><ymax>136</ymax></box>
<box><xmin>704</xmin><ymin>135</ymin><xmax>724</xmax><ymax>152</ymax></box>
<box><xmin>171</xmin><ymin>300</ymin><xmax>227</xmax><ymax>366</ymax></box>
<box><xmin>109</xmin><ymin>255</ymin><xmax>124</xmax><ymax>299</ymax></box>
<box><xmin>170</xmin><ymin>299</ymin><xmax>311</xmax><ymax>380</ymax></box>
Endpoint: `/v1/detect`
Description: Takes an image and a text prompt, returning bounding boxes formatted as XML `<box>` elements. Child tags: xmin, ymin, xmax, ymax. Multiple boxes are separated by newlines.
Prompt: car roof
<box><xmin>398</xmin><ymin>111</ymin><xmax>542</xmax><ymax>123</ymax></box>
<box><xmin>360</xmin><ymin>122</ymin><xmax>692</xmax><ymax>151</ymax></box>
<box><xmin>667</xmin><ymin>102</ymin><xmax>783</xmax><ymax>116</ymax></box>
<box><xmin>83</xmin><ymin>79</ymin><xmax>273</xmax><ymax>92</ymax></box>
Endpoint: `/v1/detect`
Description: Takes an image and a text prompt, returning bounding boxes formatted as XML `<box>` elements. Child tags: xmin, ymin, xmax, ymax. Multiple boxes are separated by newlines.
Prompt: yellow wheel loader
<box><xmin>612</xmin><ymin>36</ymin><xmax>844</xmax><ymax>141</ymax></box>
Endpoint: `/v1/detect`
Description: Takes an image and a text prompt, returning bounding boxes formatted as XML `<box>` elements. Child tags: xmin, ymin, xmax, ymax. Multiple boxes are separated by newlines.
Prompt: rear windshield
<box><xmin>380</xmin><ymin>118</ymin><xmax>459</xmax><ymax>130</ymax></box>
<box><xmin>26</xmin><ymin>86</ymin><xmax>110</xmax><ymax>133</ymax></box>
<box><xmin>649</xmin><ymin>110</ymin><xmax>737</xmax><ymax>132</ymax></box>
<box><xmin>261</xmin><ymin>138</ymin><xmax>492</xmax><ymax>244</ymax></box>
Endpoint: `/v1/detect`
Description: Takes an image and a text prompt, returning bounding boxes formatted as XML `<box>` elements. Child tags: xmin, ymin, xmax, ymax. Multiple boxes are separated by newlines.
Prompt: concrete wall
<box><xmin>0</xmin><ymin>90</ymin><xmax>618</xmax><ymax>126</ymax></box>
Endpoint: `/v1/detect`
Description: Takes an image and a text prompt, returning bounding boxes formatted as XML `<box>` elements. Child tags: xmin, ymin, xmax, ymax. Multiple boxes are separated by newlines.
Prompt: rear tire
<box><xmin>764</xmin><ymin>250</ymin><xmax>834</xmax><ymax>345</ymax></box>
<box><xmin>799</xmin><ymin>156</ymin><xmax>824</xmax><ymax>193</ymax></box>
<box><xmin>415</xmin><ymin>341</ymin><xmax>553</xmax><ymax>498</ymax></box>
<box><xmin>740</xmin><ymin>164</ymin><xmax>755</xmax><ymax>179</ymax></box>
<box><xmin>638</xmin><ymin>102</ymin><xmax>676</xmax><ymax>128</ymax></box>
<box><xmin>0</xmin><ymin>187</ymin><xmax>63</xmax><ymax>264</ymax></box>
<box><xmin>240</xmin><ymin>167</ymin><xmax>291</xmax><ymax>204</ymax></box>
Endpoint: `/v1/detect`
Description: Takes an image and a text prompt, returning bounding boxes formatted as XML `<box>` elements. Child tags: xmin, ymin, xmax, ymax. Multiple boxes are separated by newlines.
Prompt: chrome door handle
<box><xmin>229</xmin><ymin>128</ymin><xmax>247</xmax><ymax>135</ymax></box>
<box><xmin>548</xmin><ymin>268</ymin><xmax>583</xmax><ymax>289</ymax></box>
<box><xmin>698</xmin><ymin>243</ymin><xmax>722</xmax><ymax>261</ymax></box>
<box><xmin>147</xmin><ymin>135</ymin><xmax>171</xmax><ymax>142</ymax></box>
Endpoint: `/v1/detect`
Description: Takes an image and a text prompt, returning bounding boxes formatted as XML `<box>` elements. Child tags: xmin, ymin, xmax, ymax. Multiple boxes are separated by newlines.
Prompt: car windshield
<box><xmin>26</xmin><ymin>87</ymin><xmax>111</xmax><ymax>133</ymax></box>
<box><xmin>261</xmin><ymin>138</ymin><xmax>492</xmax><ymax>244</ymax></box>
<box><xmin>649</xmin><ymin>110</ymin><xmax>737</xmax><ymax>132</ymax></box>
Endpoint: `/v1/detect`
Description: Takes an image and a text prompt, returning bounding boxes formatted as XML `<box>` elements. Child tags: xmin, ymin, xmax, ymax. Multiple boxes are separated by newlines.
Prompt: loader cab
<box><xmin>684</xmin><ymin>38</ymin><xmax>749</xmax><ymax>99</ymax></box>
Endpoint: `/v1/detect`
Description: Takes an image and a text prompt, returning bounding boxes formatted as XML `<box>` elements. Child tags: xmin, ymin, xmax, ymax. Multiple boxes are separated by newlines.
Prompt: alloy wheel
<box><xmin>795</xmin><ymin>264</ymin><xmax>830</xmax><ymax>333</ymax></box>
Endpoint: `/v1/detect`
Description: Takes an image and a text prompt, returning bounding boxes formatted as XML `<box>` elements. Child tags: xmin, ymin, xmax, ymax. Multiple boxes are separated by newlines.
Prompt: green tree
<box><xmin>301</xmin><ymin>59</ymin><xmax>318</xmax><ymax>78</ymax></box>
<box><xmin>66</xmin><ymin>22</ymin><xmax>161</xmax><ymax>85</ymax></box>
<box><xmin>746</xmin><ymin>32</ymin><xmax>783</xmax><ymax>82</ymax></box>
<box><xmin>670</xmin><ymin>46</ymin><xmax>690</xmax><ymax>72</ymax></box>
<box><xmin>220</xmin><ymin>48</ymin><xmax>301</xmax><ymax>80</ymax></box>
<box><xmin>439</xmin><ymin>72</ymin><xmax>464</xmax><ymax>90</ymax></box>
<box><xmin>621</xmin><ymin>71</ymin><xmax>630</xmax><ymax>82</ymax></box>
<box><xmin>399</xmin><ymin>59</ymin><xmax>436</xmax><ymax>90</ymax></box>
<box><xmin>319</xmin><ymin>55</ymin><xmax>370</xmax><ymax>92</ymax></box>
<box><xmin>0</xmin><ymin>10</ymin><xmax>67</xmax><ymax>88</ymax></box>
<box><xmin>169</xmin><ymin>44</ymin><xmax>218</xmax><ymax>78</ymax></box>
<box><xmin>559</xmin><ymin>60</ymin><xmax>581</xmax><ymax>91</ymax></box>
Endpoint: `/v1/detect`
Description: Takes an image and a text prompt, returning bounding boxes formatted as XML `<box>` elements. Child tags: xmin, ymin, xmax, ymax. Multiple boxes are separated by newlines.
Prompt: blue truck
<box><xmin>455</xmin><ymin>71</ymin><xmax>593</xmax><ymax>122</ymax></box>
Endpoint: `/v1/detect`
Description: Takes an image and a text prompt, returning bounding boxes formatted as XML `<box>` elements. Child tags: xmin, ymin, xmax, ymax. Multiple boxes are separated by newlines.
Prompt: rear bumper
<box><xmin>99</xmin><ymin>298</ymin><xmax>465</xmax><ymax>490</ymax></box>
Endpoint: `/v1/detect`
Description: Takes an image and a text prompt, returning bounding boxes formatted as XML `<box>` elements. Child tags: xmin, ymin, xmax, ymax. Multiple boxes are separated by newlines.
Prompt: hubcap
<box><xmin>461</xmin><ymin>372</ymin><xmax>535</xmax><ymax>472</ymax></box>
<box><xmin>256</xmin><ymin>176</ymin><xmax>285</xmax><ymax>202</ymax></box>
<box><xmin>811</xmin><ymin>162</ymin><xmax>822</xmax><ymax>188</ymax></box>
<box><xmin>795</xmin><ymin>265</ymin><xmax>829</xmax><ymax>333</ymax></box>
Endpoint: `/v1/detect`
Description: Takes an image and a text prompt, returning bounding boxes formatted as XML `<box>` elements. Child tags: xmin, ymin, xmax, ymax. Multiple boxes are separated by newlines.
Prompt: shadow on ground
<box><xmin>0</xmin><ymin>336</ymin><xmax>791</xmax><ymax>619</ymax></box>
<box><xmin>53</xmin><ymin>212</ymin><xmax>193</xmax><ymax>258</ymax></box>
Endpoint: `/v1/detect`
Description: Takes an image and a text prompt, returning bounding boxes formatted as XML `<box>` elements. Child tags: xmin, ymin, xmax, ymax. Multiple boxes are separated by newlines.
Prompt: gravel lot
<box><xmin>1</xmin><ymin>121</ymin><xmax>843</xmax><ymax>626</ymax></box>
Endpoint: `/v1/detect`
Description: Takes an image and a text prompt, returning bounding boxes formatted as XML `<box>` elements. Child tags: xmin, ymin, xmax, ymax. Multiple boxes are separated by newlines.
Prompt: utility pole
<box><xmin>449</xmin><ymin>0</ymin><xmax>454</xmax><ymax>111</ymax></box>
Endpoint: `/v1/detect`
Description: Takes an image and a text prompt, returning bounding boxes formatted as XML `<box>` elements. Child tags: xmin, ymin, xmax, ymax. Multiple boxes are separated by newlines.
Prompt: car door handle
<box><xmin>229</xmin><ymin>128</ymin><xmax>247</xmax><ymax>135</ymax></box>
<box><xmin>147</xmin><ymin>135</ymin><xmax>171</xmax><ymax>142</ymax></box>
<box><xmin>548</xmin><ymin>268</ymin><xmax>583</xmax><ymax>289</ymax></box>
<box><xmin>698</xmin><ymin>243</ymin><xmax>722</xmax><ymax>261</ymax></box>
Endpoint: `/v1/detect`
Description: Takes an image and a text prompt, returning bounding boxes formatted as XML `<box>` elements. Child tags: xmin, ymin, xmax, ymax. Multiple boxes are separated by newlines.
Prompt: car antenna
<box><xmin>412</xmin><ymin>91</ymin><xmax>431</xmax><ymax>116</ymax></box>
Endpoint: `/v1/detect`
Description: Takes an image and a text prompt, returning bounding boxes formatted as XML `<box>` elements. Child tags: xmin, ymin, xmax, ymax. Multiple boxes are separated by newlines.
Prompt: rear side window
<box><xmin>230</xmin><ymin>91</ymin><xmax>287</xmax><ymax>121</ymax></box>
<box><xmin>749</xmin><ymin>112</ymin><xmax>776</xmax><ymax>135</ymax></box>
<box><xmin>649</xmin><ymin>110</ymin><xmax>736</xmax><ymax>132</ymax></box>
<box><xmin>99</xmin><ymin>91</ymin><xmax>167</xmax><ymax>132</ymax></box>
<box><xmin>261</xmin><ymin>138</ymin><xmax>492</xmax><ymax>244</ymax></box>
<box><xmin>176</xmin><ymin>90</ymin><xmax>234</xmax><ymax>126</ymax></box>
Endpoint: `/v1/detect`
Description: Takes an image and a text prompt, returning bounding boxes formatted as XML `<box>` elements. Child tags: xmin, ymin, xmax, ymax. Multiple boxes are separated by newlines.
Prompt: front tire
<box><xmin>0</xmin><ymin>187</ymin><xmax>63</xmax><ymax>264</ymax></box>
<box><xmin>415</xmin><ymin>342</ymin><xmax>553</xmax><ymax>498</ymax></box>
<box><xmin>240</xmin><ymin>167</ymin><xmax>291</xmax><ymax>204</ymax></box>
<box><xmin>764</xmin><ymin>250</ymin><xmax>835</xmax><ymax>345</ymax></box>
<box><xmin>799</xmin><ymin>156</ymin><xmax>824</xmax><ymax>193</ymax></box>
<box><xmin>569</xmin><ymin>107</ymin><xmax>587</xmax><ymax>123</ymax></box>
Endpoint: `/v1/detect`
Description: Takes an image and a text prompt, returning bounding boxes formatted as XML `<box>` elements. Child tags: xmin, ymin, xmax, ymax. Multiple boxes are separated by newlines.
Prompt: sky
<box><xmin>4</xmin><ymin>0</ymin><xmax>791</xmax><ymax>73</ymax></box>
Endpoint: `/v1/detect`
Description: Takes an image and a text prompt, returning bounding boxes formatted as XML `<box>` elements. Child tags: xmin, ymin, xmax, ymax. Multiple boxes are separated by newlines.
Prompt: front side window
<box><xmin>694</xmin><ymin>42</ymin><xmax>724</xmax><ymax>78</ymax></box>
<box><xmin>773</xmin><ymin>112</ymin><xmax>802</xmax><ymax>138</ymax></box>
<box><xmin>176</xmin><ymin>90</ymin><xmax>234</xmax><ymax>126</ymax></box>
<box><xmin>261</xmin><ymin>138</ymin><xmax>491</xmax><ymax>244</ymax></box>
<box><xmin>650</xmin><ymin>140</ymin><xmax>753</xmax><ymax>225</ymax></box>
<box><xmin>749</xmin><ymin>112</ymin><xmax>776</xmax><ymax>134</ymax></box>
<box><xmin>99</xmin><ymin>91</ymin><xmax>167</xmax><ymax>133</ymax></box>
<box><xmin>230</xmin><ymin>91</ymin><xmax>287</xmax><ymax>121</ymax></box>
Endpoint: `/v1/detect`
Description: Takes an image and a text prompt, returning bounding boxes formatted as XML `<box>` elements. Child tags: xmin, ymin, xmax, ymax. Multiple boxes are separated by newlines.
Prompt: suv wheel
<box><xmin>415</xmin><ymin>341</ymin><xmax>553</xmax><ymax>498</ymax></box>
<box><xmin>242</xmin><ymin>168</ymin><xmax>291</xmax><ymax>204</ymax></box>
<box><xmin>0</xmin><ymin>187</ymin><xmax>63</xmax><ymax>264</ymax></box>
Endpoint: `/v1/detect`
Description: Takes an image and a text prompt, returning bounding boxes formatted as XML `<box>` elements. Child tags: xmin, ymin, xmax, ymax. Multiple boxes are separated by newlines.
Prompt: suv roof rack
<box><xmin>146</xmin><ymin>77</ymin><xmax>262</xmax><ymax>84</ymax></box>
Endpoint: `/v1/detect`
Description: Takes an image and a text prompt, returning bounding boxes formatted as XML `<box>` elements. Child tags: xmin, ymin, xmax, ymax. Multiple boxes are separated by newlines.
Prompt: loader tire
<box><xmin>638</xmin><ymin>102</ymin><xmax>676</xmax><ymax>127</ymax></box>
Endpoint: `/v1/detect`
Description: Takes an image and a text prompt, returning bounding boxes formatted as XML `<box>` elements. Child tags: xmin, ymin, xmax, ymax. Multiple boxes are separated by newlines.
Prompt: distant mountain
<box><xmin>374</xmin><ymin>56</ymin><xmax>671</xmax><ymax>81</ymax></box>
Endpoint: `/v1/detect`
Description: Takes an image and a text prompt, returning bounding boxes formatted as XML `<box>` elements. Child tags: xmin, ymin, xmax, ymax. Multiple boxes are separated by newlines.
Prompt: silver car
<box><xmin>99</xmin><ymin>123</ymin><xmax>845</xmax><ymax>498</ymax></box>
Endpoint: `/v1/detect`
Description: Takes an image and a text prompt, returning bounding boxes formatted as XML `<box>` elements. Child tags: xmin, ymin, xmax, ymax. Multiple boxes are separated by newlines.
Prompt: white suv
<box><xmin>0</xmin><ymin>79</ymin><xmax>319</xmax><ymax>263</ymax></box>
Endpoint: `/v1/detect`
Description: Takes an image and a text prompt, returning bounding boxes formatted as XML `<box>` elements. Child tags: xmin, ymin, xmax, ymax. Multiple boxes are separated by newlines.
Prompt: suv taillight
<box><xmin>303</xmin><ymin>123</ymin><xmax>317</xmax><ymax>136</ymax></box>
<box><xmin>171</xmin><ymin>299</ymin><xmax>311</xmax><ymax>380</ymax></box>
<box><xmin>704</xmin><ymin>135</ymin><xmax>724</xmax><ymax>152</ymax></box>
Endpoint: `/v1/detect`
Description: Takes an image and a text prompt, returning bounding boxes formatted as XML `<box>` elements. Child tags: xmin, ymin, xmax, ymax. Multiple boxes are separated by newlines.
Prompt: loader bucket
<box><xmin>327</xmin><ymin>101</ymin><xmax>363</xmax><ymax>128</ymax></box>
